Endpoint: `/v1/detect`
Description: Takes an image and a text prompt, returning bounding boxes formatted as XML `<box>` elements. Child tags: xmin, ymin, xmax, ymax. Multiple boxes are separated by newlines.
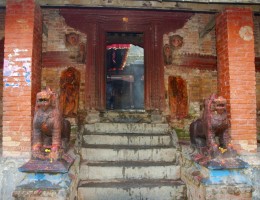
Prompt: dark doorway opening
<box><xmin>105</xmin><ymin>32</ymin><xmax>144</xmax><ymax>110</ymax></box>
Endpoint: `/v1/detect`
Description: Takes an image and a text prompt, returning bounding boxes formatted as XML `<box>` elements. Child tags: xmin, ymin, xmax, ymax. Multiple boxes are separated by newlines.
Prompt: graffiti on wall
<box><xmin>3</xmin><ymin>48</ymin><xmax>31</xmax><ymax>88</ymax></box>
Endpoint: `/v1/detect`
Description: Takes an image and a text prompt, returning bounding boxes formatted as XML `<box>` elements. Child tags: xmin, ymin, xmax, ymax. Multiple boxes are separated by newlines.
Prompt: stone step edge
<box><xmin>78</xmin><ymin>179</ymin><xmax>186</xmax><ymax>188</ymax></box>
<box><xmin>80</xmin><ymin>160</ymin><xmax>178</xmax><ymax>167</ymax></box>
<box><xmin>83</xmin><ymin>132</ymin><xmax>170</xmax><ymax>136</ymax></box>
<box><xmin>85</xmin><ymin>122</ymin><xmax>169</xmax><ymax>125</ymax></box>
<box><xmin>84</xmin><ymin>123</ymin><xmax>170</xmax><ymax>133</ymax></box>
<box><xmin>81</xmin><ymin>144</ymin><xmax>175</xmax><ymax>149</ymax></box>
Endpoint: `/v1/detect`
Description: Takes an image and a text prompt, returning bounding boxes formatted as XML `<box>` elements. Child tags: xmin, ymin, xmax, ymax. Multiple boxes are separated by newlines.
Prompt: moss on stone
<box><xmin>174</xmin><ymin>128</ymin><xmax>190</xmax><ymax>140</ymax></box>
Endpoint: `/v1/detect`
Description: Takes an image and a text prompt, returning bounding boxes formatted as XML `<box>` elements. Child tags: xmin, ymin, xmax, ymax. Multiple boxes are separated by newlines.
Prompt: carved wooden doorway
<box><xmin>60</xmin><ymin>8</ymin><xmax>193</xmax><ymax>112</ymax></box>
<box><xmin>105</xmin><ymin>32</ymin><xmax>144</xmax><ymax>110</ymax></box>
<box><xmin>96</xmin><ymin>21</ymin><xmax>154</xmax><ymax>111</ymax></box>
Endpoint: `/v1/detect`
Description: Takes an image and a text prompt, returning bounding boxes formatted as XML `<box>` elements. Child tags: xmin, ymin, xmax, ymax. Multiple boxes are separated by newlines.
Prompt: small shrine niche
<box><xmin>168</xmin><ymin>76</ymin><xmax>188</xmax><ymax>119</ymax></box>
<box><xmin>60</xmin><ymin>67</ymin><xmax>80</xmax><ymax>117</ymax></box>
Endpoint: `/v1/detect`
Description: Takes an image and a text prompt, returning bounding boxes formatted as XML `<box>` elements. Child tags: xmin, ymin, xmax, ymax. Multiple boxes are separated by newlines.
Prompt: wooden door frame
<box><xmin>95</xmin><ymin>21</ymin><xmax>155</xmax><ymax>111</ymax></box>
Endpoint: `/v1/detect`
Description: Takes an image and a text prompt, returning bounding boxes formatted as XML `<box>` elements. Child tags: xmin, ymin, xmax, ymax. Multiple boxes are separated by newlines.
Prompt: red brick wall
<box><xmin>216</xmin><ymin>8</ymin><xmax>257</xmax><ymax>153</ymax></box>
<box><xmin>2</xmin><ymin>0</ymin><xmax>42</xmax><ymax>157</ymax></box>
<box><xmin>163</xmin><ymin>13</ymin><xmax>218</xmax><ymax>134</ymax></box>
<box><xmin>41</xmin><ymin>9</ymin><xmax>86</xmax><ymax>110</ymax></box>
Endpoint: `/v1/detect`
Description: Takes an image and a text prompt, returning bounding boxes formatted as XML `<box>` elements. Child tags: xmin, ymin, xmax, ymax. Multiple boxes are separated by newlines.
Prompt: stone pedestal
<box><xmin>196</xmin><ymin>159</ymin><xmax>249</xmax><ymax>185</ymax></box>
<box><xmin>12</xmin><ymin>152</ymin><xmax>80</xmax><ymax>200</ymax></box>
<box><xmin>182</xmin><ymin>155</ymin><xmax>253</xmax><ymax>200</ymax></box>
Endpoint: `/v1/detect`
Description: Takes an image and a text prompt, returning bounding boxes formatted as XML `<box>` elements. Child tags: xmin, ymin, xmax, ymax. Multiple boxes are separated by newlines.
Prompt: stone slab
<box><xmin>19</xmin><ymin>153</ymin><xmax>74</xmax><ymax>173</ymax></box>
<box><xmin>78</xmin><ymin>179</ymin><xmax>186</xmax><ymax>200</ymax></box>
<box><xmin>80</xmin><ymin>163</ymin><xmax>180</xmax><ymax>180</ymax></box>
<box><xmin>83</xmin><ymin>134</ymin><xmax>171</xmax><ymax>146</ymax></box>
<box><xmin>84</xmin><ymin>123</ymin><xmax>169</xmax><ymax>134</ymax></box>
<box><xmin>16</xmin><ymin>173</ymin><xmax>71</xmax><ymax>190</ymax></box>
<box><xmin>207</xmin><ymin>157</ymin><xmax>249</xmax><ymax>170</ymax></box>
<box><xmin>81</xmin><ymin>147</ymin><xmax>178</xmax><ymax>162</ymax></box>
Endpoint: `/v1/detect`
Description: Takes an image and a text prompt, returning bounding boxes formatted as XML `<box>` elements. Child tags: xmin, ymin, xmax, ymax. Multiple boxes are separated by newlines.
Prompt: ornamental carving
<box><xmin>60</xmin><ymin>67</ymin><xmax>80</xmax><ymax>117</ymax></box>
<box><xmin>65</xmin><ymin>32</ymin><xmax>86</xmax><ymax>63</ymax></box>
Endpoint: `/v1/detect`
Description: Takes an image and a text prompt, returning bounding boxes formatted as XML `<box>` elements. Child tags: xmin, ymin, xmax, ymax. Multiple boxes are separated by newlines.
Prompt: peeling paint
<box><xmin>3</xmin><ymin>49</ymin><xmax>31</xmax><ymax>88</ymax></box>
<box><xmin>4</xmin><ymin>83</ymin><xmax>20</xmax><ymax>88</ymax></box>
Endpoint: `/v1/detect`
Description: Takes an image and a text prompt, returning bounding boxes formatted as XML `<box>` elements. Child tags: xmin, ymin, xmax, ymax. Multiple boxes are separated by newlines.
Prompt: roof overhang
<box><xmin>0</xmin><ymin>0</ymin><xmax>260</xmax><ymax>13</ymax></box>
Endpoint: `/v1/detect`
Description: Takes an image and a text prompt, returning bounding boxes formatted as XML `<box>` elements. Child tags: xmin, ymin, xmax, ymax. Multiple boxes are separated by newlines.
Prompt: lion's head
<box><xmin>36</xmin><ymin>88</ymin><xmax>56</xmax><ymax>112</ymax></box>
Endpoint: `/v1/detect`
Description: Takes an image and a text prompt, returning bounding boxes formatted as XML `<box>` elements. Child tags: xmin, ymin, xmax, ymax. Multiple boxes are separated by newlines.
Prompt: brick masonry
<box><xmin>216</xmin><ymin>8</ymin><xmax>257</xmax><ymax>153</ymax></box>
<box><xmin>41</xmin><ymin>9</ymin><xmax>86</xmax><ymax>110</ymax></box>
<box><xmin>2</xmin><ymin>0</ymin><xmax>42</xmax><ymax>158</ymax></box>
<box><xmin>0</xmin><ymin>7</ymin><xmax>260</xmax><ymax>155</ymax></box>
<box><xmin>163</xmin><ymin>14</ymin><xmax>217</xmax><ymax>56</ymax></box>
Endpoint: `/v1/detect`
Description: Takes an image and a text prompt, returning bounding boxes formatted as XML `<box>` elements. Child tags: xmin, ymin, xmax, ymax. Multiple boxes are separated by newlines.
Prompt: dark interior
<box><xmin>105</xmin><ymin>32</ymin><xmax>144</xmax><ymax>110</ymax></box>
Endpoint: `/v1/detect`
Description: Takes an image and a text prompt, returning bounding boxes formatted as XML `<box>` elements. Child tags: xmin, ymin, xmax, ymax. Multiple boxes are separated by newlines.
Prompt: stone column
<box><xmin>2</xmin><ymin>0</ymin><xmax>42</xmax><ymax>158</ymax></box>
<box><xmin>216</xmin><ymin>8</ymin><xmax>256</xmax><ymax>154</ymax></box>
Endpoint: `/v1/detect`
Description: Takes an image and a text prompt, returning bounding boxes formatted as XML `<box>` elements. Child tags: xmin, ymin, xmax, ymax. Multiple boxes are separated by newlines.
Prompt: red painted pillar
<box><xmin>2</xmin><ymin>0</ymin><xmax>42</xmax><ymax>158</ymax></box>
<box><xmin>216</xmin><ymin>8</ymin><xmax>256</xmax><ymax>154</ymax></box>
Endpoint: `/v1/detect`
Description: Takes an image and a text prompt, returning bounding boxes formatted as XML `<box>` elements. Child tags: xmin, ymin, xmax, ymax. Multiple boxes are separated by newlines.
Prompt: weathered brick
<box><xmin>216</xmin><ymin>8</ymin><xmax>257</xmax><ymax>153</ymax></box>
<box><xmin>2</xmin><ymin>0</ymin><xmax>42</xmax><ymax>158</ymax></box>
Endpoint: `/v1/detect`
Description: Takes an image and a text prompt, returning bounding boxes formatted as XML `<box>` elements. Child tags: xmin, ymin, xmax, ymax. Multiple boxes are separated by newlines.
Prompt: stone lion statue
<box><xmin>189</xmin><ymin>94</ymin><xmax>235</xmax><ymax>158</ymax></box>
<box><xmin>32</xmin><ymin>87</ymin><xmax>71</xmax><ymax>160</ymax></box>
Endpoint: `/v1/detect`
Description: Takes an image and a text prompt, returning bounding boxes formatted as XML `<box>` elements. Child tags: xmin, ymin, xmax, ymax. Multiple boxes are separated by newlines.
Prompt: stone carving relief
<box><xmin>65</xmin><ymin>32</ymin><xmax>86</xmax><ymax>63</ymax></box>
<box><xmin>163</xmin><ymin>44</ymin><xmax>172</xmax><ymax>65</ymax></box>
<box><xmin>59</xmin><ymin>67</ymin><xmax>80</xmax><ymax>117</ymax></box>
<box><xmin>163</xmin><ymin>34</ymin><xmax>183</xmax><ymax>65</ymax></box>
<box><xmin>168</xmin><ymin>76</ymin><xmax>188</xmax><ymax>119</ymax></box>
<box><xmin>169</xmin><ymin>34</ymin><xmax>184</xmax><ymax>49</ymax></box>
<box><xmin>239</xmin><ymin>25</ymin><xmax>253</xmax><ymax>41</ymax></box>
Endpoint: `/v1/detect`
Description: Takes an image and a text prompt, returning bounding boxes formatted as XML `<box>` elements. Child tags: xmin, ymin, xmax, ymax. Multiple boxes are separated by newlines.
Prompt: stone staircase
<box><xmin>77</xmin><ymin>122</ymin><xmax>187</xmax><ymax>200</ymax></box>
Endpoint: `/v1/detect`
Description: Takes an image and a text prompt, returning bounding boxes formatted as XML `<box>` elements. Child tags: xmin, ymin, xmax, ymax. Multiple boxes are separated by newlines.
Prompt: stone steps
<box><xmin>80</xmin><ymin>160</ymin><xmax>180</xmax><ymax>180</ymax></box>
<box><xmin>78</xmin><ymin>122</ymin><xmax>186</xmax><ymax>200</ymax></box>
<box><xmin>78</xmin><ymin>179</ymin><xmax>187</xmax><ymax>200</ymax></box>
<box><xmin>83</xmin><ymin>133</ymin><xmax>171</xmax><ymax>146</ymax></box>
<box><xmin>81</xmin><ymin>145</ymin><xmax>178</xmax><ymax>162</ymax></box>
<box><xmin>84</xmin><ymin>123</ymin><xmax>169</xmax><ymax>134</ymax></box>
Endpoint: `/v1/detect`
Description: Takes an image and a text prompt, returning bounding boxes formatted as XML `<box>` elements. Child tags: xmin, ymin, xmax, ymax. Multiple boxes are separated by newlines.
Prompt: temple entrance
<box><xmin>105</xmin><ymin>32</ymin><xmax>144</xmax><ymax>110</ymax></box>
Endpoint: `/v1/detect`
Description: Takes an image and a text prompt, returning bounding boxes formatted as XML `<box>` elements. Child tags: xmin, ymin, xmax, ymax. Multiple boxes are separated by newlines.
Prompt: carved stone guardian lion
<box><xmin>189</xmin><ymin>94</ymin><xmax>236</xmax><ymax>158</ymax></box>
<box><xmin>32</xmin><ymin>88</ymin><xmax>71</xmax><ymax>160</ymax></box>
